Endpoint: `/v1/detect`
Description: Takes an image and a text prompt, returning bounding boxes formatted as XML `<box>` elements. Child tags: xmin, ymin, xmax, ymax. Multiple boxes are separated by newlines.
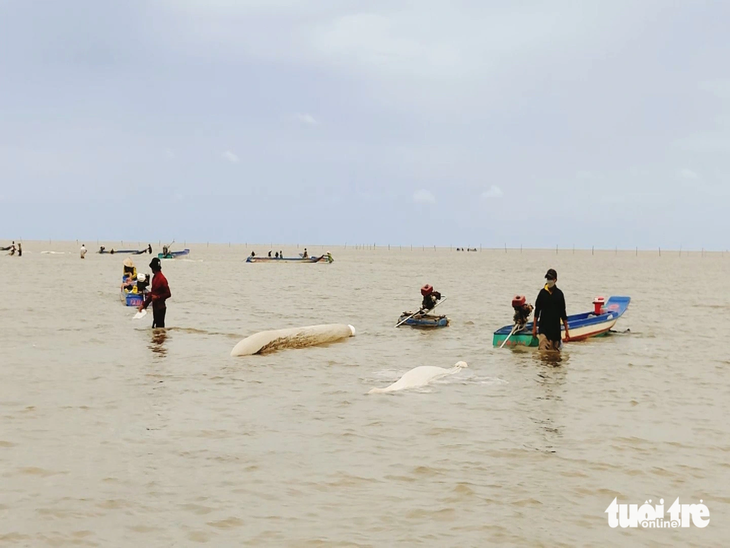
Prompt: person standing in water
<box><xmin>17</xmin><ymin>242</ymin><xmax>21</xmax><ymax>257</ymax></box>
<box><xmin>80</xmin><ymin>244</ymin><xmax>87</xmax><ymax>259</ymax></box>
<box><xmin>147</xmin><ymin>244</ymin><xmax>152</xmax><ymax>254</ymax></box>
<box><xmin>532</xmin><ymin>268</ymin><xmax>570</xmax><ymax>351</ymax></box>
<box><xmin>138</xmin><ymin>257</ymin><xmax>171</xmax><ymax>328</ymax></box>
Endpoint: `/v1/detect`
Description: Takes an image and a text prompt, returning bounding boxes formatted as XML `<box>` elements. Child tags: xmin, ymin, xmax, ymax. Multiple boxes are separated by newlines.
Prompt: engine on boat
<box><xmin>511</xmin><ymin>295</ymin><xmax>533</xmax><ymax>328</ymax></box>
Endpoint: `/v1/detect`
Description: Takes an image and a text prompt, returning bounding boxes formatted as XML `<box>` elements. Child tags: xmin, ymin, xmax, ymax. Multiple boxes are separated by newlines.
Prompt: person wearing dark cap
<box><xmin>532</xmin><ymin>268</ymin><xmax>570</xmax><ymax>351</ymax></box>
<box><xmin>138</xmin><ymin>257</ymin><xmax>171</xmax><ymax>328</ymax></box>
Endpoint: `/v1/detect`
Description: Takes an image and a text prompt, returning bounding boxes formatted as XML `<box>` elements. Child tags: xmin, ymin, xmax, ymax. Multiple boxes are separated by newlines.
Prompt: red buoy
<box><xmin>421</xmin><ymin>284</ymin><xmax>433</xmax><ymax>296</ymax></box>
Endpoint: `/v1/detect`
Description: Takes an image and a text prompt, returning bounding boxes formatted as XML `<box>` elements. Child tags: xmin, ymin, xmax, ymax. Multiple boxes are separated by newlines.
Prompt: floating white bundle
<box><xmin>368</xmin><ymin>361</ymin><xmax>468</xmax><ymax>394</ymax></box>
<box><xmin>231</xmin><ymin>324</ymin><xmax>356</xmax><ymax>357</ymax></box>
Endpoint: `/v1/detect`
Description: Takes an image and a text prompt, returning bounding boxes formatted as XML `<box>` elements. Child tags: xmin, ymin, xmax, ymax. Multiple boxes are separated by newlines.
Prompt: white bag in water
<box><xmin>231</xmin><ymin>324</ymin><xmax>356</xmax><ymax>357</ymax></box>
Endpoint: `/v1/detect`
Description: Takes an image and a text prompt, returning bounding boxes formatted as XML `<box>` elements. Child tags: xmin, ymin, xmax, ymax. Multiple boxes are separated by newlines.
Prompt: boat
<box><xmin>158</xmin><ymin>248</ymin><xmax>190</xmax><ymax>259</ymax></box>
<box><xmin>121</xmin><ymin>288</ymin><xmax>145</xmax><ymax>307</ymax></box>
<box><xmin>397</xmin><ymin>312</ymin><xmax>450</xmax><ymax>328</ymax></box>
<box><xmin>246</xmin><ymin>254</ymin><xmax>333</xmax><ymax>263</ymax></box>
<box><xmin>97</xmin><ymin>247</ymin><xmax>150</xmax><ymax>255</ymax></box>
<box><xmin>492</xmin><ymin>295</ymin><xmax>631</xmax><ymax>347</ymax></box>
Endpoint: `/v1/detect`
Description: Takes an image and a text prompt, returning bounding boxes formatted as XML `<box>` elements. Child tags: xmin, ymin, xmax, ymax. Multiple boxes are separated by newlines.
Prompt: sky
<box><xmin>0</xmin><ymin>0</ymin><xmax>728</xmax><ymax>249</ymax></box>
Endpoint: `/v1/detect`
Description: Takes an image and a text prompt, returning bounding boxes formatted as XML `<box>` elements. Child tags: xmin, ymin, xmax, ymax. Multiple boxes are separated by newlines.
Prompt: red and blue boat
<box><xmin>493</xmin><ymin>295</ymin><xmax>631</xmax><ymax>347</ymax></box>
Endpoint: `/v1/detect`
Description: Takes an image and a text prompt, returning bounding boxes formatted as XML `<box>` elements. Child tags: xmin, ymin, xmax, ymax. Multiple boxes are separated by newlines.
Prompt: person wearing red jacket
<box><xmin>138</xmin><ymin>257</ymin><xmax>171</xmax><ymax>328</ymax></box>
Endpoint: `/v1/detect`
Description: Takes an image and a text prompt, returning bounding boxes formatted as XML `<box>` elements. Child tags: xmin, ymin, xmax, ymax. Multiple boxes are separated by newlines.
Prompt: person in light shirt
<box><xmin>80</xmin><ymin>244</ymin><xmax>87</xmax><ymax>259</ymax></box>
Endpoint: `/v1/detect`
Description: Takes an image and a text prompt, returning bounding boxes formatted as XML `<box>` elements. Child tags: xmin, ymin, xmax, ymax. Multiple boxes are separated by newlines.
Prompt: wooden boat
<box><xmin>397</xmin><ymin>312</ymin><xmax>450</xmax><ymax>328</ymax></box>
<box><xmin>246</xmin><ymin>254</ymin><xmax>333</xmax><ymax>264</ymax></box>
<box><xmin>158</xmin><ymin>248</ymin><xmax>190</xmax><ymax>259</ymax></box>
<box><xmin>492</xmin><ymin>295</ymin><xmax>631</xmax><ymax>347</ymax></box>
<box><xmin>98</xmin><ymin>248</ymin><xmax>149</xmax><ymax>255</ymax></box>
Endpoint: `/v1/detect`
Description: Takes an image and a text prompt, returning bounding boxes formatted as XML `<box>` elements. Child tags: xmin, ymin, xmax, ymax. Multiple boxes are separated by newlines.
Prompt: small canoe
<box><xmin>397</xmin><ymin>312</ymin><xmax>450</xmax><ymax>328</ymax></box>
<box><xmin>158</xmin><ymin>249</ymin><xmax>190</xmax><ymax>259</ymax></box>
<box><xmin>98</xmin><ymin>249</ymin><xmax>149</xmax><ymax>254</ymax></box>
<box><xmin>246</xmin><ymin>255</ymin><xmax>333</xmax><ymax>263</ymax></box>
<box><xmin>492</xmin><ymin>295</ymin><xmax>631</xmax><ymax>347</ymax></box>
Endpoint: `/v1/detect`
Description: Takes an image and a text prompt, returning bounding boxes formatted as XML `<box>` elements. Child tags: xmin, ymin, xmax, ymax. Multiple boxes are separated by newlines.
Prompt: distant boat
<box><xmin>396</xmin><ymin>312</ymin><xmax>450</xmax><ymax>328</ymax></box>
<box><xmin>98</xmin><ymin>247</ymin><xmax>149</xmax><ymax>255</ymax></box>
<box><xmin>158</xmin><ymin>248</ymin><xmax>190</xmax><ymax>259</ymax></box>
<box><xmin>246</xmin><ymin>254</ymin><xmax>333</xmax><ymax>264</ymax></box>
<box><xmin>493</xmin><ymin>295</ymin><xmax>631</xmax><ymax>347</ymax></box>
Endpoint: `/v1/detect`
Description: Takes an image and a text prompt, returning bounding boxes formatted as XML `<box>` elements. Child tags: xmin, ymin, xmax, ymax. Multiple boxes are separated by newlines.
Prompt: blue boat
<box><xmin>246</xmin><ymin>254</ymin><xmax>333</xmax><ymax>264</ymax></box>
<box><xmin>397</xmin><ymin>312</ymin><xmax>450</xmax><ymax>328</ymax></box>
<box><xmin>493</xmin><ymin>295</ymin><xmax>631</xmax><ymax>347</ymax></box>
<box><xmin>121</xmin><ymin>290</ymin><xmax>145</xmax><ymax>307</ymax></box>
<box><xmin>158</xmin><ymin>248</ymin><xmax>190</xmax><ymax>259</ymax></box>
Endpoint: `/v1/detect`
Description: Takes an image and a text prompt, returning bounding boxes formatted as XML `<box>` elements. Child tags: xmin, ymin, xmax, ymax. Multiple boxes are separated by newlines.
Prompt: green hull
<box><xmin>492</xmin><ymin>329</ymin><xmax>612</xmax><ymax>348</ymax></box>
<box><xmin>492</xmin><ymin>333</ymin><xmax>538</xmax><ymax>347</ymax></box>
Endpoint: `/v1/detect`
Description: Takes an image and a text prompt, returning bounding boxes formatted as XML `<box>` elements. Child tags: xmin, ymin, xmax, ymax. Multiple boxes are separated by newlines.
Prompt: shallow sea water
<box><xmin>1</xmin><ymin>242</ymin><xmax>729</xmax><ymax>547</ymax></box>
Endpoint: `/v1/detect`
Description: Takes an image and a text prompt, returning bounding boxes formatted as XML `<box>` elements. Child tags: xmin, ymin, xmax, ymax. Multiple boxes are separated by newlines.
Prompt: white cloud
<box><xmin>481</xmin><ymin>185</ymin><xmax>503</xmax><ymax>199</ymax></box>
<box><xmin>296</xmin><ymin>113</ymin><xmax>318</xmax><ymax>125</ymax></box>
<box><xmin>413</xmin><ymin>189</ymin><xmax>436</xmax><ymax>204</ymax></box>
<box><xmin>679</xmin><ymin>168</ymin><xmax>699</xmax><ymax>179</ymax></box>
<box><xmin>222</xmin><ymin>150</ymin><xmax>239</xmax><ymax>163</ymax></box>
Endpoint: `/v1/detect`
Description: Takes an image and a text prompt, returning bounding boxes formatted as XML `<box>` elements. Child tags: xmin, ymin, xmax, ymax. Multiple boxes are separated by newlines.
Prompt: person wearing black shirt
<box><xmin>532</xmin><ymin>268</ymin><xmax>570</xmax><ymax>351</ymax></box>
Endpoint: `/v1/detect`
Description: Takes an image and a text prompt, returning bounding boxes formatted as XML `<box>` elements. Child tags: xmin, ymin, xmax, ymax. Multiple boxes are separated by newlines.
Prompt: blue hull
<box><xmin>493</xmin><ymin>296</ymin><xmax>630</xmax><ymax>347</ymax></box>
<box><xmin>122</xmin><ymin>291</ymin><xmax>144</xmax><ymax>307</ymax></box>
<box><xmin>397</xmin><ymin>314</ymin><xmax>450</xmax><ymax>328</ymax></box>
<box><xmin>158</xmin><ymin>249</ymin><xmax>190</xmax><ymax>259</ymax></box>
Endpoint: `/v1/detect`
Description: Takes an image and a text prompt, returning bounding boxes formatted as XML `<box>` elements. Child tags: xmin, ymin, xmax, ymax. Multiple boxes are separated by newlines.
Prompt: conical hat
<box><xmin>123</xmin><ymin>258</ymin><xmax>135</xmax><ymax>267</ymax></box>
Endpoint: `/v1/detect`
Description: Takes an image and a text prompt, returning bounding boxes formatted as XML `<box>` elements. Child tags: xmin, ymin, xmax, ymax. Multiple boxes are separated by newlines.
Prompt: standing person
<box><xmin>147</xmin><ymin>244</ymin><xmax>152</xmax><ymax>254</ymax></box>
<box><xmin>17</xmin><ymin>242</ymin><xmax>21</xmax><ymax>257</ymax></box>
<box><xmin>532</xmin><ymin>269</ymin><xmax>570</xmax><ymax>351</ymax></box>
<box><xmin>138</xmin><ymin>257</ymin><xmax>171</xmax><ymax>328</ymax></box>
<box><xmin>80</xmin><ymin>244</ymin><xmax>87</xmax><ymax>259</ymax></box>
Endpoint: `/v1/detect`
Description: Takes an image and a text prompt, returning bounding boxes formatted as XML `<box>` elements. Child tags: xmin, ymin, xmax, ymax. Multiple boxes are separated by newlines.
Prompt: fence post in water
<box><xmin>556</xmin><ymin>245</ymin><xmax>558</xmax><ymax>255</ymax></box>
<box><xmin>636</xmin><ymin>247</ymin><xmax>638</xmax><ymax>256</ymax></box>
<box><xmin>658</xmin><ymin>247</ymin><xmax>661</xmax><ymax>256</ymax></box>
<box><xmin>592</xmin><ymin>245</ymin><xmax>594</xmax><ymax>255</ymax></box>
<box><xmin>520</xmin><ymin>244</ymin><xmax>522</xmax><ymax>254</ymax></box>
<box><xmin>504</xmin><ymin>243</ymin><xmax>507</xmax><ymax>253</ymax></box>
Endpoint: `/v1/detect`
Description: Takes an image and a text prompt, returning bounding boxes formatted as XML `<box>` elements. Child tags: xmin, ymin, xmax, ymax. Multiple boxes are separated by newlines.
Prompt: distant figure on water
<box><xmin>268</xmin><ymin>250</ymin><xmax>272</xmax><ymax>257</ymax></box>
<box><xmin>302</xmin><ymin>248</ymin><xmax>308</xmax><ymax>258</ymax></box>
<box><xmin>250</xmin><ymin>251</ymin><xmax>256</xmax><ymax>258</ymax></box>
<box><xmin>80</xmin><ymin>244</ymin><xmax>87</xmax><ymax>259</ymax></box>
<box><xmin>8</xmin><ymin>242</ymin><xmax>16</xmax><ymax>255</ymax></box>
<box><xmin>274</xmin><ymin>251</ymin><xmax>279</xmax><ymax>258</ymax></box>
<box><xmin>532</xmin><ymin>268</ymin><xmax>570</xmax><ymax>351</ymax></box>
<box><xmin>138</xmin><ymin>257</ymin><xmax>171</xmax><ymax>328</ymax></box>
<box><xmin>147</xmin><ymin>244</ymin><xmax>152</xmax><ymax>254</ymax></box>
<box><xmin>419</xmin><ymin>285</ymin><xmax>442</xmax><ymax>314</ymax></box>
<box><xmin>17</xmin><ymin>243</ymin><xmax>22</xmax><ymax>257</ymax></box>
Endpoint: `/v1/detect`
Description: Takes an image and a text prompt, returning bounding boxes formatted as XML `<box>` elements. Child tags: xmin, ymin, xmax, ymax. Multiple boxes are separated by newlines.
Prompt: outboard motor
<box><xmin>593</xmin><ymin>296</ymin><xmax>606</xmax><ymax>315</ymax></box>
<box><xmin>511</xmin><ymin>295</ymin><xmax>533</xmax><ymax>328</ymax></box>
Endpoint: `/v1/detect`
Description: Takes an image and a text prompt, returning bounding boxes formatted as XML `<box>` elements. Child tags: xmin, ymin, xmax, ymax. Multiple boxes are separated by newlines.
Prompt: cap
<box><xmin>123</xmin><ymin>258</ymin><xmax>135</xmax><ymax>267</ymax></box>
<box><xmin>137</xmin><ymin>273</ymin><xmax>146</xmax><ymax>282</ymax></box>
<box><xmin>149</xmin><ymin>257</ymin><xmax>161</xmax><ymax>269</ymax></box>
<box><xmin>545</xmin><ymin>268</ymin><xmax>557</xmax><ymax>280</ymax></box>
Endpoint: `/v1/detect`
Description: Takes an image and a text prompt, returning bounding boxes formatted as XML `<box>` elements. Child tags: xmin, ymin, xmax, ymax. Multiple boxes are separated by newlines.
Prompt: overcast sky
<box><xmin>1</xmin><ymin>0</ymin><xmax>728</xmax><ymax>248</ymax></box>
